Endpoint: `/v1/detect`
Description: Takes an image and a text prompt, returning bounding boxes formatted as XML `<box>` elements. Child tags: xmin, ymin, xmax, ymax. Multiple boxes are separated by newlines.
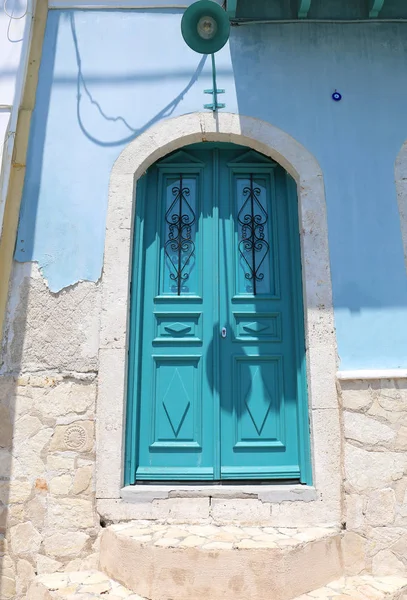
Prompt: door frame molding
<box><xmin>96</xmin><ymin>112</ymin><xmax>341</xmax><ymax>525</ymax></box>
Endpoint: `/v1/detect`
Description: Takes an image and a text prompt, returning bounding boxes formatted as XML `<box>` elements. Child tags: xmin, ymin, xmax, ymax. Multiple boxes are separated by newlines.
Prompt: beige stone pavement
<box><xmin>27</xmin><ymin>570</ymin><xmax>146</xmax><ymax>600</ymax></box>
<box><xmin>28</xmin><ymin>571</ymin><xmax>407</xmax><ymax>600</ymax></box>
<box><xmin>294</xmin><ymin>575</ymin><xmax>407</xmax><ymax>599</ymax></box>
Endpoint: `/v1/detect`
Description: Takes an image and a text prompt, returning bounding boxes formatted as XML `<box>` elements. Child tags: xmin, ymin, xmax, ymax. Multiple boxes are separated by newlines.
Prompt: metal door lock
<box><xmin>221</xmin><ymin>327</ymin><xmax>227</xmax><ymax>338</ymax></box>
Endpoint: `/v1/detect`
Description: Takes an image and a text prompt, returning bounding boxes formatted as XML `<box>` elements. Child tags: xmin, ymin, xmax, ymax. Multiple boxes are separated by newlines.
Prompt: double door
<box><xmin>127</xmin><ymin>144</ymin><xmax>311</xmax><ymax>483</ymax></box>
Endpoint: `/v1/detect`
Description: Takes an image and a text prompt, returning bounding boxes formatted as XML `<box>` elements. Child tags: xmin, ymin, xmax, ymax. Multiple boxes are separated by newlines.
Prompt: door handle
<box><xmin>221</xmin><ymin>327</ymin><xmax>227</xmax><ymax>338</ymax></box>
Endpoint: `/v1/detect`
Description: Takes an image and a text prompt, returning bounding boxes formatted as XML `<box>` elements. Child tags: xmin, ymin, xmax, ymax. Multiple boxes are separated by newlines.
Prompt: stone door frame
<box><xmin>96</xmin><ymin>112</ymin><xmax>341</xmax><ymax>525</ymax></box>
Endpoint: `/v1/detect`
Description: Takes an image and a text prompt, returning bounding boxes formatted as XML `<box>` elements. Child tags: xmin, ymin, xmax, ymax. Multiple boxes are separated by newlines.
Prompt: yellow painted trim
<box><xmin>0</xmin><ymin>0</ymin><xmax>48</xmax><ymax>347</ymax></box>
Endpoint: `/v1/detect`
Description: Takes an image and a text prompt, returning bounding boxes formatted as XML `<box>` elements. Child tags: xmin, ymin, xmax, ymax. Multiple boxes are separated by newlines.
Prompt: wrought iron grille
<box><xmin>238</xmin><ymin>174</ymin><xmax>270</xmax><ymax>295</ymax></box>
<box><xmin>164</xmin><ymin>175</ymin><xmax>196</xmax><ymax>295</ymax></box>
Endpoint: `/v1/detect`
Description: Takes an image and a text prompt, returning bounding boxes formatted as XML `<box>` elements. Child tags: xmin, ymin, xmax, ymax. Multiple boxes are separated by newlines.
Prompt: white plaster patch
<box><xmin>1</xmin><ymin>262</ymin><xmax>101</xmax><ymax>374</ymax></box>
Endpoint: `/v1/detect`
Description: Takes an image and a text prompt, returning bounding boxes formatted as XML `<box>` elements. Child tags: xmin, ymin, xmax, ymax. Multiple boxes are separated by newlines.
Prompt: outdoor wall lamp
<box><xmin>181</xmin><ymin>0</ymin><xmax>230</xmax><ymax>111</ymax></box>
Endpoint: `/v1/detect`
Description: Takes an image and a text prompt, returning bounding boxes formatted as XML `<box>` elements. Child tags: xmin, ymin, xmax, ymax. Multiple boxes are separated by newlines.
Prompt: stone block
<box><xmin>16</xmin><ymin>558</ymin><xmax>36</xmax><ymax>595</ymax></box>
<box><xmin>46</xmin><ymin>454</ymin><xmax>75</xmax><ymax>471</ymax></box>
<box><xmin>43</xmin><ymin>531</ymin><xmax>89</xmax><ymax>558</ymax></box>
<box><xmin>342</xmin><ymin>532</ymin><xmax>366</xmax><ymax>575</ymax></box>
<box><xmin>391</xmin><ymin>534</ymin><xmax>407</xmax><ymax>558</ymax></box>
<box><xmin>31</xmin><ymin>380</ymin><xmax>96</xmax><ymax>420</ymax></box>
<box><xmin>367</xmin><ymin>528</ymin><xmax>407</xmax><ymax>556</ymax></box>
<box><xmin>0</xmin><ymin>480</ymin><xmax>32</xmax><ymax>504</ymax></box>
<box><xmin>394</xmin><ymin>477</ymin><xmax>407</xmax><ymax>504</ymax></box>
<box><xmin>14</xmin><ymin>415</ymin><xmax>43</xmax><ymax>443</ymax></box>
<box><xmin>36</xmin><ymin>554</ymin><xmax>63</xmax><ymax>575</ymax></box>
<box><xmin>340</xmin><ymin>381</ymin><xmax>372</xmax><ymax>411</ymax></box>
<box><xmin>50</xmin><ymin>421</ymin><xmax>94</xmax><ymax>453</ymax></box>
<box><xmin>378</xmin><ymin>381</ymin><xmax>407</xmax><ymax>412</ymax></box>
<box><xmin>344</xmin><ymin>412</ymin><xmax>395</xmax><ymax>447</ymax></box>
<box><xmin>97</xmin><ymin>499</ymin><xmax>155</xmax><ymax>521</ymax></box>
<box><xmin>49</xmin><ymin>474</ymin><xmax>72</xmax><ymax>496</ymax></box>
<box><xmin>10</xmin><ymin>522</ymin><xmax>42</xmax><ymax>555</ymax></box>
<box><xmin>211</xmin><ymin>498</ymin><xmax>271</xmax><ymax>523</ymax></box>
<box><xmin>372</xmin><ymin>549</ymin><xmax>406</xmax><ymax>576</ymax></box>
<box><xmin>152</xmin><ymin>498</ymin><xmax>210</xmax><ymax>521</ymax></box>
<box><xmin>366</xmin><ymin>489</ymin><xmax>396</xmax><ymax>526</ymax></box>
<box><xmin>13</xmin><ymin>428</ymin><xmax>53</xmax><ymax>480</ymax></box>
<box><xmin>395</xmin><ymin>427</ymin><xmax>407</xmax><ymax>451</ymax></box>
<box><xmin>0</xmin><ymin>575</ymin><xmax>16</xmax><ymax>599</ymax></box>
<box><xmin>47</xmin><ymin>497</ymin><xmax>97</xmax><ymax>530</ymax></box>
<box><xmin>345</xmin><ymin>444</ymin><xmax>406</xmax><ymax>492</ymax></box>
<box><xmin>26</xmin><ymin>581</ymin><xmax>53</xmax><ymax>600</ymax></box>
<box><xmin>346</xmin><ymin>494</ymin><xmax>365</xmax><ymax>530</ymax></box>
<box><xmin>72</xmin><ymin>466</ymin><xmax>93</xmax><ymax>495</ymax></box>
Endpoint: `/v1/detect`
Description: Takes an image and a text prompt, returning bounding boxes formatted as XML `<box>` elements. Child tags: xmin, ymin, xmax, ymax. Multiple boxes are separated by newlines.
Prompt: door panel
<box><xmin>128</xmin><ymin>144</ymin><xmax>310</xmax><ymax>484</ymax></box>
<box><xmin>219</xmin><ymin>155</ymin><xmax>301</xmax><ymax>480</ymax></box>
<box><xmin>135</xmin><ymin>152</ymin><xmax>216</xmax><ymax>480</ymax></box>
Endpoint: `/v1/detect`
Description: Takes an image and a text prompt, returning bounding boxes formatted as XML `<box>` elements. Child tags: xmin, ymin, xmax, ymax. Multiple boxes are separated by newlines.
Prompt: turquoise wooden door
<box><xmin>126</xmin><ymin>143</ymin><xmax>311</xmax><ymax>485</ymax></box>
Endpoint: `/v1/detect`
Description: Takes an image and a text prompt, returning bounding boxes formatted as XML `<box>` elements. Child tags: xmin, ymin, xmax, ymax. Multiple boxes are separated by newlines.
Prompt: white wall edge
<box><xmin>0</xmin><ymin>0</ymin><xmax>36</xmax><ymax>236</ymax></box>
<box><xmin>337</xmin><ymin>369</ymin><xmax>407</xmax><ymax>380</ymax></box>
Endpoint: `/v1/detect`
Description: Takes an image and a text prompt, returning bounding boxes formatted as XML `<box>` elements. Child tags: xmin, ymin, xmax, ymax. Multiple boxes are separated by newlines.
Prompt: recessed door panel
<box><xmin>151</xmin><ymin>356</ymin><xmax>202</xmax><ymax>449</ymax></box>
<box><xmin>233</xmin><ymin>356</ymin><xmax>285</xmax><ymax>449</ymax></box>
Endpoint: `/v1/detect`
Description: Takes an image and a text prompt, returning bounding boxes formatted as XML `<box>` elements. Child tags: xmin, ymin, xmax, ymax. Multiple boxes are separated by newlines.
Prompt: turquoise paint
<box><xmin>128</xmin><ymin>144</ymin><xmax>310</xmax><ymax>483</ymax></box>
<box><xmin>236</xmin><ymin>0</ymin><xmax>407</xmax><ymax>20</ymax></box>
<box><xmin>14</xmin><ymin>10</ymin><xmax>407</xmax><ymax>369</ymax></box>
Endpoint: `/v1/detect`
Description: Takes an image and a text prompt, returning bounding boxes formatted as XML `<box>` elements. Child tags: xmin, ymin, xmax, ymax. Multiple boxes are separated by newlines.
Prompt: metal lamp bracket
<box><xmin>204</xmin><ymin>54</ymin><xmax>225</xmax><ymax>112</ymax></box>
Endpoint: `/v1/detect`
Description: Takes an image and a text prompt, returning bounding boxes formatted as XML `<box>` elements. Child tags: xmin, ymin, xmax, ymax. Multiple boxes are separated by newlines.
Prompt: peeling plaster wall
<box><xmin>0</xmin><ymin>263</ymin><xmax>101</xmax><ymax>599</ymax></box>
<box><xmin>13</xmin><ymin>10</ymin><xmax>407</xmax><ymax>369</ymax></box>
<box><xmin>1</xmin><ymin>264</ymin><xmax>100</xmax><ymax>375</ymax></box>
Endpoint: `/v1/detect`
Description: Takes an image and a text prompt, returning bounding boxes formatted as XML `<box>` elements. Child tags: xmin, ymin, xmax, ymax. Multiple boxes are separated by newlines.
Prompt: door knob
<box><xmin>221</xmin><ymin>327</ymin><xmax>227</xmax><ymax>338</ymax></box>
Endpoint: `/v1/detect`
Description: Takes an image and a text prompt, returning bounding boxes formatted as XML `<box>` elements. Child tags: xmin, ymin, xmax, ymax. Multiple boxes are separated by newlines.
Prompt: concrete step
<box><xmin>26</xmin><ymin>570</ymin><xmax>147</xmax><ymax>600</ymax></box>
<box><xmin>99</xmin><ymin>521</ymin><xmax>343</xmax><ymax>600</ymax></box>
<box><xmin>293</xmin><ymin>575</ymin><xmax>407</xmax><ymax>599</ymax></box>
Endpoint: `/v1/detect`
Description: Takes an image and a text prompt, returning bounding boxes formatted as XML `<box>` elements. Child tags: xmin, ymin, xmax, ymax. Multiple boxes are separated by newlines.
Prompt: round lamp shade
<box><xmin>181</xmin><ymin>1</ymin><xmax>230</xmax><ymax>55</ymax></box>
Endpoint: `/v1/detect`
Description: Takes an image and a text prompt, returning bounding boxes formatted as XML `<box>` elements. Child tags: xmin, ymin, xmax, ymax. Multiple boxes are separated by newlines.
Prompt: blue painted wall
<box><xmin>15</xmin><ymin>9</ymin><xmax>407</xmax><ymax>369</ymax></box>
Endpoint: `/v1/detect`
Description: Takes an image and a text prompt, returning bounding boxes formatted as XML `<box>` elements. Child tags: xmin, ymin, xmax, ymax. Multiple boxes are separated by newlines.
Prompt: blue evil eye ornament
<box><xmin>332</xmin><ymin>90</ymin><xmax>342</xmax><ymax>102</ymax></box>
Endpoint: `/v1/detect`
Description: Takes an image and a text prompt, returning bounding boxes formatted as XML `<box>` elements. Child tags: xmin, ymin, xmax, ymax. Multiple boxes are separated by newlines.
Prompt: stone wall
<box><xmin>0</xmin><ymin>264</ymin><xmax>101</xmax><ymax>599</ymax></box>
<box><xmin>3</xmin><ymin>262</ymin><xmax>407</xmax><ymax>598</ymax></box>
<box><xmin>342</xmin><ymin>378</ymin><xmax>407</xmax><ymax>577</ymax></box>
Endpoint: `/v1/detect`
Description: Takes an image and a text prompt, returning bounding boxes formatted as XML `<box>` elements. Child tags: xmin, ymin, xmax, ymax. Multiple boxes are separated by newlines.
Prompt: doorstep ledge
<box><xmin>120</xmin><ymin>484</ymin><xmax>319</xmax><ymax>503</ymax></box>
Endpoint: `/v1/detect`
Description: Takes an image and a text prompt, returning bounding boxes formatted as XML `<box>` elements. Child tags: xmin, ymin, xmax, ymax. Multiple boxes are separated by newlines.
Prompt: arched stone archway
<box><xmin>96</xmin><ymin>112</ymin><xmax>340</xmax><ymax>527</ymax></box>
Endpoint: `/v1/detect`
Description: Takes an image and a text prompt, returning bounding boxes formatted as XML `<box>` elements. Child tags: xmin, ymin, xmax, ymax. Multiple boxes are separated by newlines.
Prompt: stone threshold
<box><xmin>107</xmin><ymin>520</ymin><xmax>339</xmax><ymax>549</ymax></box>
<box><xmin>120</xmin><ymin>483</ymin><xmax>318</xmax><ymax>503</ymax></box>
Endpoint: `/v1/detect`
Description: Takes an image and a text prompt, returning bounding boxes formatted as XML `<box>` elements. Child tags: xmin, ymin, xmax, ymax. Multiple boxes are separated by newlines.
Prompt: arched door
<box><xmin>126</xmin><ymin>143</ymin><xmax>311</xmax><ymax>484</ymax></box>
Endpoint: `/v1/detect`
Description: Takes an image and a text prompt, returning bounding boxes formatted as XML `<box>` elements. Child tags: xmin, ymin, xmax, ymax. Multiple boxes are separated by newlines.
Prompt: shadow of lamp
<box><xmin>181</xmin><ymin>0</ymin><xmax>230</xmax><ymax>112</ymax></box>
